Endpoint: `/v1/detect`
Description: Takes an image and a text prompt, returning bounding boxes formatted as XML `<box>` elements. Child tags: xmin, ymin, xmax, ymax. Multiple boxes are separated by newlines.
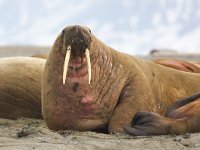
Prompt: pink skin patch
<box><xmin>67</xmin><ymin>57</ymin><xmax>88</xmax><ymax>81</ymax></box>
<box><xmin>69</xmin><ymin>56</ymin><xmax>86</xmax><ymax>68</ymax></box>
<box><xmin>80</xmin><ymin>96</ymin><xmax>96</xmax><ymax>111</ymax></box>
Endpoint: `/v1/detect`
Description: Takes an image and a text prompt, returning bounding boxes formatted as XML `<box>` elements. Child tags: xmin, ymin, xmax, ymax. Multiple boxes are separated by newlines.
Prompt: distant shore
<box><xmin>0</xmin><ymin>46</ymin><xmax>200</xmax><ymax>62</ymax></box>
<box><xmin>0</xmin><ymin>46</ymin><xmax>50</xmax><ymax>57</ymax></box>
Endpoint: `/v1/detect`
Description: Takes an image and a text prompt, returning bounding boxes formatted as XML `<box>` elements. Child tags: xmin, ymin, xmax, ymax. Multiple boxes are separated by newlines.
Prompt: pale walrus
<box><xmin>0</xmin><ymin>57</ymin><xmax>45</xmax><ymax>119</ymax></box>
<box><xmin>42</xmin><ymin>25</ymin><xmax>200</xmax><ymax>135</ymax></box>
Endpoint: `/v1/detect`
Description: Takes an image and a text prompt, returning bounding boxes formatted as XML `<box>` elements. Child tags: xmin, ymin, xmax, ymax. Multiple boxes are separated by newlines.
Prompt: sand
<box><xmin>1</xmin><ymin>118</ymin><xmax>200</xmax><ymax>150</ymax></box>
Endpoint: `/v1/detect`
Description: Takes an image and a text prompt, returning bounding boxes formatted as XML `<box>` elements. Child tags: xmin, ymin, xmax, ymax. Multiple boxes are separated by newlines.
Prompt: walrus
<box><xmin>42</xmin><ymin>25</ymin><xmax>200</xmax><ymax>135</ymax></box>
<box><xmin>0</xmin><ymin>57</ymin><xmax>45</xmax><ymax>119</ymax></box>
<box><xmin>153</xmin><ymin>58</ymin><xmax>200</xmax><ymax>73</ymax></box>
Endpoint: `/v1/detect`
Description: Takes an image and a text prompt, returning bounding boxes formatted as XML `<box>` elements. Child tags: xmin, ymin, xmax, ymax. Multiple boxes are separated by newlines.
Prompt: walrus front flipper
<box><xmin>124</xmin><ymin>97</ymin><xmax>200</xmax><ymax>136</ymax></box>
<box><xmin>124</xmin><ymin>112</ymin><xmax>171</xmax><ymax>136</ymax></box>
<box><xmin>0</xmin><ymin>57</ymin><xmax>45</xmax><ymax>119</ymax></box>
<box><xmin>165</xmin><ymin>92</ymin><xmax>200</xmax><ymax>116</ymax></box>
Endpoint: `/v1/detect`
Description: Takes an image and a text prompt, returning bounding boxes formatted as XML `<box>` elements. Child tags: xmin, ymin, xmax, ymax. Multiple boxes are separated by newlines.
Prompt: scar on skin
<box><xmin>72</xmin><ymin>82</ymin><xmax>79</xmax><ymax>92</ymax></box>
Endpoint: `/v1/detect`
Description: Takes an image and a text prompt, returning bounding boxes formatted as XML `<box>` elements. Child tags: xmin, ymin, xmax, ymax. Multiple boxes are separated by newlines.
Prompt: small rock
<box><xmin>173</xmin><ymin>137</ymin><xmax>182</xmax><ymax>142</ymax></box>
<box><xmin>182</xmin><ymin>133</ymin><xmax>190</xmax><ymax>139</ymax></box>
<box><xmin>183</xmin><ymin>143</ymin><xmax>190</xmax><ymax>147</ymax></box>
<box><xmin>16</xmin><ymin>128</ymin><xmax>29</xmax><ymax>138</ymax></box>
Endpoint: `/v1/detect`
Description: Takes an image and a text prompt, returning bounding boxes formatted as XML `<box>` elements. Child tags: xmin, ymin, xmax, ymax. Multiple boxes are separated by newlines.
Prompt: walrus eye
<box><xmin>61</xmin><ymin>29</ymin><xmax>65</xmax><ymax>35</ymax></box>
<box><xmin>85</xmin><ymin>48</ymin><xmax>91</xmax><ymax>84</ymax></box>
<box><xmin>82</xmin><ymin>25</ymin><xmax>91</xmax><ymax>33</ymax></box>
<box><xmin>63</xmin><ymin>45</ymin><xmax>71</xmax><ymax>84</ymax></box>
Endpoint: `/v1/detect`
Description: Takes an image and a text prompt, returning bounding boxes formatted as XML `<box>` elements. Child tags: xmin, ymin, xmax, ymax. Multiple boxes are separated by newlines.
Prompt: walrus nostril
<box><xmin>71</xmin><ymin>37</ymin><xmax>87</xmax><ymax>54</ymax></box>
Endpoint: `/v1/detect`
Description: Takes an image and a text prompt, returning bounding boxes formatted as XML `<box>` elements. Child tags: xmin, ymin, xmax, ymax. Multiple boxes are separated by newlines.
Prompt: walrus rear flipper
<box><xmin>124</xmin><ymin>94</ymin><xmax>200</xmax><ymax>136</ymax></box>
<box><xmin>165</xmin><ymin>92</ymin><xmax>200</xmax><ymax>117</ymax></box>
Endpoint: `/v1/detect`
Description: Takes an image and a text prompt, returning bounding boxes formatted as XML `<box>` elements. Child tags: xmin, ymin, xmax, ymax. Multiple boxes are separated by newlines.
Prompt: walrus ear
<box><xmin>61</xmin><ymin>29</ymin><xmax>65</xmax><ymax>36</ymax></box>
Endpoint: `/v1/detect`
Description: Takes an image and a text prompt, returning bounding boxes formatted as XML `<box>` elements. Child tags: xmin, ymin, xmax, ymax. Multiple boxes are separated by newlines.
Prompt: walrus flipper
<box><xmin>124</xmin><ymin>112</ymin><xmax>172</xmax><ymax>136</ymax></box>
<box><xmin>124</xmin><ymin>93</ymin><xmax>200</xmax><ymax>136</ymax></box>
<box><xmin>165</xmin><ymin>92</ymin><xmax>200</xmax><ymax>116</ymax></box>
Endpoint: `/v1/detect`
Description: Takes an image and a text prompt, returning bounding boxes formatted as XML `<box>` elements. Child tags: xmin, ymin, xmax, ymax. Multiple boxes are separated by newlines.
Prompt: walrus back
<box><xmin>0</xmin><ymin>57</ymin><xmax>45</xmax><ymax>119</ymax></box>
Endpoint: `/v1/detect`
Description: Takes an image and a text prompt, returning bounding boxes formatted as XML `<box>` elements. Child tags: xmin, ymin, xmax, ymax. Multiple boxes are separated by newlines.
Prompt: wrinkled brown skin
<box><xmin>0</xmin><ymin>57</ymin><xmax>45</xmax><ymax>119</ymax></box>
<box><xmin>153</xmin><ymin>58</ymin><xmax>200</xmax><ymax>73</ymax></box>
<box><xmin>42</xmin><ymin>25</ymin><xmax>200</xmax><ymax>135</ymax></box>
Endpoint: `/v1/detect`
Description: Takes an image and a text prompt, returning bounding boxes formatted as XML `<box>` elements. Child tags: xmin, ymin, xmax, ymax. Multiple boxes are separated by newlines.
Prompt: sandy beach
<box><xmin>1</xmin><ymin>118</ymin><xmax>200</xmax><ymax>150</ymax></box>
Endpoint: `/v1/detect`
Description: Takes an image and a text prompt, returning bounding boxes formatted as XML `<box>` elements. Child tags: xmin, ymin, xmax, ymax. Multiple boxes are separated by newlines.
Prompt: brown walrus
<box><xmin>42</xmin><ymin>25</ymin><xmax>200</xmax><ymax>135</ymax></box>
<box><xmin>153</xmin><ymin>58</ymin><xmax>200</xmax><ymax>73</ymax></box>
<box><xmin>0</xmin><ymin>57</ymin><xmax>45</xmax><ymax>119</ymax></box>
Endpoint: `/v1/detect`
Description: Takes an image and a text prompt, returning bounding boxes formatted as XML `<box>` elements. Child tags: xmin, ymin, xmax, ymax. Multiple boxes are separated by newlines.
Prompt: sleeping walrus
<box><xmin>41</xmin><ymin>25</ymin><xmax>200</xmax><ymax>135</ymax></box>
<box><xmin>0</xmin><ymin>57</ymin><xmax>45</xmax><ymax>119</ymax></box>
<box><xmin>153</xmin><ymin>58</ymin><xmax>200</xmax><ymax>73</ymax></box>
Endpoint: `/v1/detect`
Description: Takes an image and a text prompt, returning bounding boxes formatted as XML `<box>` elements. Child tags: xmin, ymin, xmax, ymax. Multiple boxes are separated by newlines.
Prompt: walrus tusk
<box><xmin>63</xmin><ymin>45</ymin><xmax>71</xmax><ymax>84</ymax></box>
<box><xmin>85</xmin><ymin>48</ymin><xmax>91</xmax><ymax>84</ymax></box>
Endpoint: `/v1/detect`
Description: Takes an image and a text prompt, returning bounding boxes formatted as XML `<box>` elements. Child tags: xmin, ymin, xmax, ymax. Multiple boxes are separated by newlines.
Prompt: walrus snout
<box><xmin>62</xmin><ymin>25</ymin><xmax>91</xmax><ymax>53</ymax></box>
<box><xmin>62</xmin><ymin>25</ymin><xmax>92</xmax><ymax>84</ymax></box>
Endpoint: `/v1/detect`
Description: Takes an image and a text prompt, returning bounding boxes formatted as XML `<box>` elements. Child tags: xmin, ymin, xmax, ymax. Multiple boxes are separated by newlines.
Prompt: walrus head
<box><xmin>42</xmin><ymin>25</ymin><xmax>125</xmax><ymax>131</ymax></box>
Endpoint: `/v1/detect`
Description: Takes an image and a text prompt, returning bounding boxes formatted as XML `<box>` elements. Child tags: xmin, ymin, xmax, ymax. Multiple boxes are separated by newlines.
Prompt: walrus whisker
<box><xmin>85</xmin><ymin>48</ymin><xmax>91</xmax><ymax>84</ymax></box>
<box><xmin>63</xmin><ymin>45</ymin><xmax>71</xmax><ymax>84</ymax></box>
